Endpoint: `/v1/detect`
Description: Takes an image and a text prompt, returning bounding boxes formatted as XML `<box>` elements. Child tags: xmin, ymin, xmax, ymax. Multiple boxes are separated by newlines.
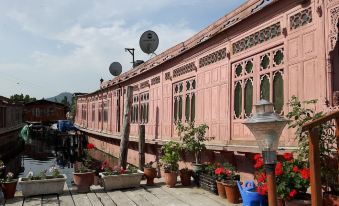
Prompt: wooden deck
<box><xmin>3</xmin><ymin>179</ymin><xmax>242</xmax><ymax>206</ymax></box>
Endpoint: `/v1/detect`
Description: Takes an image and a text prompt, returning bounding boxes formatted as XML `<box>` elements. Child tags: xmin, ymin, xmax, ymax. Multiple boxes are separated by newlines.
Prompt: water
<box><xmin>4</xmin><ymin>132</ymin><xmax>119</xmax><ymax>191</ymax></box>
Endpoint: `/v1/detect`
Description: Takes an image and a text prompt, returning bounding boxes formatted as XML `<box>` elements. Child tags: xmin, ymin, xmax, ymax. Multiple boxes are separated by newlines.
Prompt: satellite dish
<box><xmin>139</xmin><ymin>30</ymin><xmax>159</xmax><ymax>54</ymax></box>
<box><xmin>109</xmin><ymin>62</ymin><xmax>122</xmax><ymax>76</ymax></box>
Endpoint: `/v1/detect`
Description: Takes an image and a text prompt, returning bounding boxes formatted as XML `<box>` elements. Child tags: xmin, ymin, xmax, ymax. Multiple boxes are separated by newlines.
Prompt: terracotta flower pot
<box><xmin>73</xmin><ymin>171</ymin><xmax>95</xmax><ymax>193</ymax></box>
<box><xmin>223</xmin><ymin>181</ymin><xmax>240</xmax><ymax>204</ymax></box>
<box><xmin>216</xmin><ymin>181</ymin><xmax>226</xmax><ymax>199</ymax></box>
<box><xmin>285</xmin><ymin>199</ymin><xmax>311</xmax><ymax>206</ymax></box>
<box><xmin>179</xmin><ymin>170</ymin><xmax>192</xmax><ymax>186</ymax></box>
<box><xmin>278</xmin><ymin>198</ymin><xmax>286</xmax><ymax>206</ymax></box>
<box><xmin>323</xmin><ymin>192</ymin><xmax>339</xmax><ymax>206</ymax></box>
<box><xmin>144</xmin><ymin>168</ymin><xmax>157</xmax><ymax>186</ymax></box>
<box><xmin>164</xmin><ymin>172</ymin><xmax>177</xmax><ymax>188</ymax></box>
<box><xmin>1</xmin><ymin>180</ymin><xmax>17</xmax><ymax>199</ymax></box>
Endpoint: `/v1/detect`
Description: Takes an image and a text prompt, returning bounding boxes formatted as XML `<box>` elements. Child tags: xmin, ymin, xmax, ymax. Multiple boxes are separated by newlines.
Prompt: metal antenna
<box><xmin>125</xmin><ymin>48</ymin><xmax>135</xmax><ymax>66</ymax></box>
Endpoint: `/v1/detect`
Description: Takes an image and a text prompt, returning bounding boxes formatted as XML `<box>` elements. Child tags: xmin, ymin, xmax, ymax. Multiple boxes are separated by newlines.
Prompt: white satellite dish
<box><xmin>139</xmin><ymin>30</ymin><xmax>159</xmax><ymax>54</ymax></box>
<box><xmin>109</xmin><ymin>62</ymin><xmax>122</xmax><ymax>76</ymax></box>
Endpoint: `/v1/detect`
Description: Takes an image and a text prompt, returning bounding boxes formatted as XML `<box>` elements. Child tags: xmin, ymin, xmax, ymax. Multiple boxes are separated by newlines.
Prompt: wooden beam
<box><xmin>139</xmin><ymin>124</ymin><xmax>145</xmax><ymax>171</ymax></box>
<box><xmin>308</xmin><ymin>127</ymin><xmax>322</xmax><ymax>206</ymax></box>
<box><xmin>335</xmin><ymin>117</ymin><xmax>339</xmax><ymax>185</ymax></box>
<box><xmin>118</xmin><ymin>86</ymin><xmax>133</xmax><ymax>169</ymax></box>
<box><xmin>302</xmin><ymin>110</ymin><xmax>339</xmax><ymax>132</ymax></box>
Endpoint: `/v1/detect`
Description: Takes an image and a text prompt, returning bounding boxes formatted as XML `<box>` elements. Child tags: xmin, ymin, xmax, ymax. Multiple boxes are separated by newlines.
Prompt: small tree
<box><xmin>286</xmin><ymin>95</ymin><xmax>337</xmax><ymax>193</ymax></box>
<box><xmin>176</xmin><ymin>122</ymin><xmax>212</xmax><ymax>164</ymax></box>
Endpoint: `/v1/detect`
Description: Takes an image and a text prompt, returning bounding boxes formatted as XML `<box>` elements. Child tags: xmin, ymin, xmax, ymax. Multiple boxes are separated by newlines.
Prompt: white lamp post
<box><xmin>243</xmin><ymin>100</ymin><xmax>289</xmax><ymax>206</ymax></box>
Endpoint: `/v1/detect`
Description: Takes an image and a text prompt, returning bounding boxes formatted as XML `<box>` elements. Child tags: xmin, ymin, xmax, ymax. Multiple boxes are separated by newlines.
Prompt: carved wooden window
<box><xmin>131</xmin><ymin>95</ymin><xmax>139</xmax><ymax>123</ymax></box>
<box><xmin>82</xmin><ymin>104</ymin><xmax>87</xmax><ymax>120</ymax></box>
<box><xmin>173</xmin><ymin>78</ymin><xmax>196</xmax><ymax>123</ymax></box>
<box><xmin>173</xmin><ymin>62</ymin><xmax>197</xmax><ymax>78</ymax></box>
<box><xmin>98</xmin><ymin>102</ymin><xmax>102</xmax><ymax>122</ymax></box>
<box><xmin>103</xmin><ymin>101</ymin><xmax>108</xmax><ymax>122</ymax></box>
<box><xmin>140</xmin><ymin>92</ymin><xmax>149</xmax><ymax>124</ymax></box>
<box><xmin>233</xmin><ymin>58</ymin><xmax>254</xmax><ymax>119</ymax></box>
<box><xmin>259</xmin><ymin>47</ymin><xmax>284</xmax><ymax>114</ymax></box>
<box><xmin>232</xmin><ymin>22</ymin><xmax>281</xmax><ymax>54</ymax></box>
<box><xmin>232</xmin><ymin>46</ymin><xmax>285</xmax><ymax>119</ymax></box>
<box><xmin>290</xmin><ymin>8</ymin><xmax>312</xmax><ymax>30</ymax></box>
<box><xmin>199</xmin><ymin>48</ymin><xmax>227</xmax><ymax>68</ymax></box>
<box><xmin>91</xmin><ymin>103</ymin><xmax>95</xmax><ymax>121</ymax></box>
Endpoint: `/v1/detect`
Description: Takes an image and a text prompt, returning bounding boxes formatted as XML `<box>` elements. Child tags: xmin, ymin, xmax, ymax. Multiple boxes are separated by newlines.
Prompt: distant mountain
<box><xmin>47</xmin><ymin>92</ymin><xmax>73</xmax><ymax>104</ymax></box>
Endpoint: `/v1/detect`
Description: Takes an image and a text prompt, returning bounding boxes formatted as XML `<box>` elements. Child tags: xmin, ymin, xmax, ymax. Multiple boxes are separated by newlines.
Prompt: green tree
<box><xmin>10</xmin><ymin>94</ymin><xmax>36</xmax><ymax>103</ymax></box>
<box><xmin>70</xmin><ymin>96</ymin><xmax>76</xmax><ymax>119</ymax></box>
<box><xmin>61</xmin><ymin>96</ymin><xmax>70</xmax><ymax>108</ymax></box>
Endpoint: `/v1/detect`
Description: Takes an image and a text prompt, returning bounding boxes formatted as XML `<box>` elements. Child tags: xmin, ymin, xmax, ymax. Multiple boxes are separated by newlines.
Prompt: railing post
<box><xmin>308</xmin><ymin>127</ymin><xmax>322</xmax><ymax>206</ymax></box>
<box><xmin>118</xmin><ymin>86</ymin><xmax>133</xmax><ymax>169</ymax></box>
<box><xmin>335</xmin><ymin>117</ymin><xmax>339</xmax><ymax>185</ymax></box>
<box><xmin>139</xmin><ymin>124</ymin><xmax>145</xmax><ymax>171</ymax></box>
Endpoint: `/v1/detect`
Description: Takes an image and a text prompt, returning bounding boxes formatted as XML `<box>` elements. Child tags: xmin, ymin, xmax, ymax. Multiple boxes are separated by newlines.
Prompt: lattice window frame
<box><xmin>290</xmin><ymin>7</ymin><xmax>313</xmax><ymax>31</ymax></box>
<box><xmin>232</xmin><ymin>58</ymin><xmax>254</xmax><ymax>119</ymax></box>
<box><xmin>258</xmin><ymin>47</ymin><xmax>285</xmax><ymax>115</ymax></box>
<box><xmin>232</xmin><ymin>22</ymin><xmax>281</xmax><ymax>54</ymax></box>
<box><xmin>173</xmin><ymin>77</ymin><xmax>196</xmax><ymax>124</ymax></box>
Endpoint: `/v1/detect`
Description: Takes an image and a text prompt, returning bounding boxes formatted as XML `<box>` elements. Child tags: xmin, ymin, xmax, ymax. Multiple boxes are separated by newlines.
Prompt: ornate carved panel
<box><xmin>290</xmin><ymin>8</ymin><xmax>312</xmax><ymax>30</ymax></box>
<box><xmin>173</xmin><ymin>62</ymin><xmax>197</xmax><ymax>78</ymax></box>
<box><xmin>140</xmin><ymin>81</ymin><xmax>150</xmax><ymax>89</ymax></box>
<box><xmin>165</xmin><ymin>72</ymin><xmax>171</xmax><ymax>80</ymax></box>
<box><xmin>329</xmin><ymin>6</ymin><xmax>339</xmax><ymax>50</ymax></box>
<box><xmin>151</xmin><ymin>76</ymin><xmax>160</xmax><ymax>85</ymax></box>
<box><xmin>199</xmin><ymin>48</ymin><xmax>227</xmax><ymax>68</ymax></box>
<box><xmin>232</xmin><ymin>23</ymin><xmax>281</xmax><ymax>54</ymax></box>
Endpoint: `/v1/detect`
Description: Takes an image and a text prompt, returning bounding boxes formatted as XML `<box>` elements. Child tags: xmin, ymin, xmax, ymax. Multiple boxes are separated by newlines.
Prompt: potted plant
<box><xmin>199</xmin><ymin>162</ymin><xmax>218</xmax><ymax>194</ymax></box>
<box><xmin>99</xmin><ymin>162</ymin><xmax>143</xmax><ymax>190</ymax></box>
<box><xmin>214</xmin><ymin>164</ymin><xmax>227</xmax><ymax>199</ymax></box>
<box><xmin>286</xmin><ymin>96</ymin><xmax>337</xmax><ymax>205</ymax></box>
<box><xmin>18</xmin><ymin>166</ymin><xmax>67</xmax><ymax>197</ymax></box>
<box><xmin>176</xmin><ymin>122</ymin><xmax>212</xmax><ymax>173</ymax></box>
<box><xmin>254</xmin><ymin>153</ymin><xmax>311</xmax><ymax>206</ymax></box>
<box><xmin>73</xmin><ymin>143</ymin><xmax>96</xmax><ymax>193</ymax></box>
<box><xmin>160</xmin><ymin>141</ymin><xmax>181</xmax><ymax>188</ymax></box>
<box><xmin>179</xmin><ymin>166</ymin><xmax>193</xmax><ymax>186</ymax></box>
<box><xmin>0</xmin><ymin>172</ymin><xmax>17</xmax><ymax>199</ymax></box>
<box><xmin>221</xmin><ymin>163</ymin><xmax>241</xmax><ymax>204</ymax></box>
<box><xmin>144</xmin><ymin>161</ymin><xmax>157</xmax><ymax>186</ymax></box>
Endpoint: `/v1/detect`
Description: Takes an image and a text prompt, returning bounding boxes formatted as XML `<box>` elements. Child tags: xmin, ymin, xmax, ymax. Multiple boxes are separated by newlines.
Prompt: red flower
<box><xmin>289</xmin><ymin>189</ymin><xmax>297</xmax><ymax>198</ymax></box>
<box><xmin>254</xmin><ymin>153</ymin><xmax>262</xmax><ymax>161</ymax></box>
<box><xmin>254</xmin><ymin>158</ymin><xmax>264</xmax><ymax>169</ymax></box>
<box><xmin>215</xmin><ymin>167</ymin><xmax>224</xmax><ymax>175</ymax></box>
<box><xmin>101</xmin><ymin>160</ymin><xmax>109</xmax><ymax>170</ymax></box>
<box><xmin>225</xmin><ymin>169</ymin><xmax>231</xmax><ymax>177</ymax></box>
<box><xmin>86</xmin><ymin>143</ymin><xmax>94</xmax><ymax>150</ymax></box>
<box><xmin>257</xmin><ymin>173</ymin><xmax>266</xmax><ymax>183</ymax></box>
<box><xmin>292</xmin><ymin>166</ymin><xmax>299</xmax><ymax>173</ymax></box>
<box><xmin>120</xmin><ymin>167</ymin><xmax>126</xmax><ymax>174</ymax></box>
<box><xmin>300</xmin><ymin>168</ymin><xmax>310</xmax><ymax>180</ymax></box>
<box><xmin>283</xmin><ymin>153</ymin><xmax>293</xmax><ymax>161</ymax></box>
<box><xmin>256</xmin><ymin>183</ymin><xmax>268</xmax><ymax>195</ymax></box>
<box><xmin>275</xmin><ymin>162</ymin><xmax>283</xmax><ymax>176</ymax></box>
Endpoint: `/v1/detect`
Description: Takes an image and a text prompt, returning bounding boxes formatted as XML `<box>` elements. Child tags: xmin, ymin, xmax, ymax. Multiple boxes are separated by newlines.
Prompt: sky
<box><xmin>0</xmin><ymin>0</ymin><xmax>246</xmax><ymax>99</ymax></box>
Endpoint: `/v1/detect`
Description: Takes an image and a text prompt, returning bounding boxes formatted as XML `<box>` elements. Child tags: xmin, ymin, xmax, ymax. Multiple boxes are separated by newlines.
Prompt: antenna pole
<box><xmin>125</xmin><ymin>48</ymin><xmax>135</xmax><ymax>66</ymax></box>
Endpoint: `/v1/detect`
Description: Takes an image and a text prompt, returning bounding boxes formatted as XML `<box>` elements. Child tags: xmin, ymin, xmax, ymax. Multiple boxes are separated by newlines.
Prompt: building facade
<box><xmin>24</xmin><ymin>100</ymin><xmax>67</xmax><ymax>122</ymax></box>
<box><xmin>0</xmin><ymin>96</ymin><xmax>24</xmax><ymax>159</ymax></box>
<box><xmin>75</xmin><ymin>0</ymin><xmax>339</xmax><ymax>178</ymax></box>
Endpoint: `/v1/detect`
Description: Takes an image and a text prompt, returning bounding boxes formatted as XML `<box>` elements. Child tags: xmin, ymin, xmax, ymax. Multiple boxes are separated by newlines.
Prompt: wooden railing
<box><xmin>301</xmin><ymin>110</ymin><xmax>339</xmax><ymax>206</ymax></box>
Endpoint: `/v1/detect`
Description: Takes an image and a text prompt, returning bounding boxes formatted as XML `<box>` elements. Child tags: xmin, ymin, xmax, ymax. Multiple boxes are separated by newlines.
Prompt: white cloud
<box><xmin>0</xmin><ymin>0</ymin><xmax>244</xmax><ymax>98</ymax></box>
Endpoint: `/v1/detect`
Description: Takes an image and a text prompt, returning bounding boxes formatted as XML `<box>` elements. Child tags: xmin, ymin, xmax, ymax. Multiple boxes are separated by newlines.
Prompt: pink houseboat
<box><xmin>75</xmin><ymin>0</ymin><xmax>339</xmax><ymax>178</ymax></box>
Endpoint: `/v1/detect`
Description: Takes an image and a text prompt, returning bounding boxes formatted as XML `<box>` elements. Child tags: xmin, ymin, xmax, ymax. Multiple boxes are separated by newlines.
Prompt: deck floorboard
<box><xmin>6</xmin><ymin>180</ymin><xmax>242</xmax><ymax>206</ymax></box>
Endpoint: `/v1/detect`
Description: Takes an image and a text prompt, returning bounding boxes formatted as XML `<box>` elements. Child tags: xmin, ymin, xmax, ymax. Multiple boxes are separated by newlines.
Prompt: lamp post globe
<box><xmin>243</xmin><ymin>100</ymin><xmax>289</xmax><ymax>206</ymax></box>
